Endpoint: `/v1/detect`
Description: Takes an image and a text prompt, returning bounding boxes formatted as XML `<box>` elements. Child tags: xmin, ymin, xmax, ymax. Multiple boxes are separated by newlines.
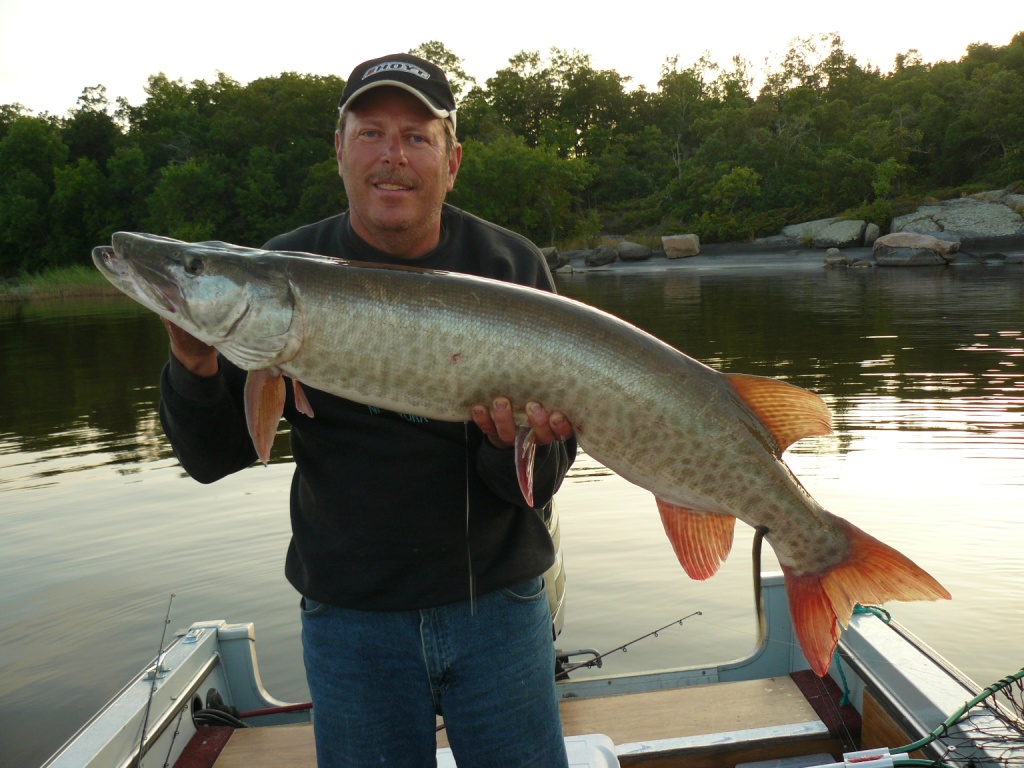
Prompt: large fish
<box><xmin>92</xmin><ymin>232</ymin><xmax>950</xmax><ymax>675</ymax></box>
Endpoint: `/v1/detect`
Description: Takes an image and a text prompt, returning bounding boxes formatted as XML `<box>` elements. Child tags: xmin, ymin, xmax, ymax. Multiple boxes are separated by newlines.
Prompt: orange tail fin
<box><xmin>781</xmin><ymin>517</ymin><xmax>950</xmax><ymax>676</ymax></box>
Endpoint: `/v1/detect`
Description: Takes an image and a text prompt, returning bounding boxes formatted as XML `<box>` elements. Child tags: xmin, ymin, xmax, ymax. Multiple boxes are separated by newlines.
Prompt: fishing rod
<box><xmin>435</xmin><ymin>610</ymin><xmax>704</xmax><ymax>735</ymax></box>
<box><xmin>136</xmin><ymin>593</ymin><xmax>175</xmax><ymax>768</ymax></box>
<box><xmin>555</xmin><ymin>610</ymin><xmax>703</xmax><ymax>680</ymax></box>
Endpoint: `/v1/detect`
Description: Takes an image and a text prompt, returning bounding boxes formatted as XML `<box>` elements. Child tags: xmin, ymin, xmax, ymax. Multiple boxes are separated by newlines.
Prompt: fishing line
<box><xmin>464</xmin><ymin>422</ymin><xmax>475</xmax><ymax>615</ymax></box>
<box><xmin>751</xmin><ymin>526</ymin><xmax>862</xmax><ymax>752</ymax></box>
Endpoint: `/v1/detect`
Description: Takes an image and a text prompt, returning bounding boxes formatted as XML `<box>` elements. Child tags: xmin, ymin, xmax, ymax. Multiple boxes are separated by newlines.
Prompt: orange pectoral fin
<box><xmin>292</xmin><ymin>379</ymin><xmax>314</xmax><ymax>418</ymax></box>
<box><xmin>514</xmin><ymin>426</ymin><xmax>536</xmax><ymax>508</ymax></box>
<box><xmin>656</xmin><ymin>499</ymin><xmax>736</xmax><ymax>580</ymax></box>
<box><xmin>782</xmin><ymin>517</ymin><xmax>951</xmax><ymax>677</ymax></box>
<box><xmin>725</xmin><ymin>373</ymin><xmax>832</xmax><ymax>454</ymax></box>
<box><xmin>244</xmin><ymin>369</ymin><xmax>286</xmax><ymax>465</ymax></box>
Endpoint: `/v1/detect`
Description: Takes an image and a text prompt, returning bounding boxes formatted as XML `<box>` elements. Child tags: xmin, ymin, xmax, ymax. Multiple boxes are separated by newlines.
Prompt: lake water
<box><xmin>2</xmin><ymin>259</ymin><xmax>1023</xmax><ymax>766</ymax></box>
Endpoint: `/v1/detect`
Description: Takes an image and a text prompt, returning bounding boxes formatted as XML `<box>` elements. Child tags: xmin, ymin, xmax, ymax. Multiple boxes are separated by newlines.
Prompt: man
<box><xmin>159</xmin><ymin>53</ymin><xmax>576</xmax><ymax>767</ymax></box>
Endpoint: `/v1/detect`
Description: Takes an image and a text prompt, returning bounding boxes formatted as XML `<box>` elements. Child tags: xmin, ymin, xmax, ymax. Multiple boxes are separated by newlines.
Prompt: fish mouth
<box><xmin>92</xmin><ymin>245</ymin><xmax>131</xmax><ymax>283</ymax></box>
<box><xmin>92</xmin><ymin>244</ymin><xmax>181</xmax><ymax>315</ymax></box>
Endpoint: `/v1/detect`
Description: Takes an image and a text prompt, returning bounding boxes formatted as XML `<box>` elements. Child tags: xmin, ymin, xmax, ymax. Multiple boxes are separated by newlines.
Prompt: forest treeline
<box><xmin>1</xmin><ymin>34</ymin><xmax>1023</xmax><ymax>276</ymax></box>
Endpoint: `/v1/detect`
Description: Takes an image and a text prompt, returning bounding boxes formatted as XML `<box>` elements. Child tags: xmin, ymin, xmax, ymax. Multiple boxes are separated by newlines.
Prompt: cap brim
<box><xmin>339</xmin><ymin>80</ymin><xmax>456</xmax><ymax>131</ymax></box>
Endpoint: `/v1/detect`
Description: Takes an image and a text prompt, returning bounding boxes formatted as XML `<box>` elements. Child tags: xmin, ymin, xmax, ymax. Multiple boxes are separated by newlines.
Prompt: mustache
<box><xmin>369</xmin><ymin>171</ymin><xmax>415</xmax><ymax>187</ymax></box>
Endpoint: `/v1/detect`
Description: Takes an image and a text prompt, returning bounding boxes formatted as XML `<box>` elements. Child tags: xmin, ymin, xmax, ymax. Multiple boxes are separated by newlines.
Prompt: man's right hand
<box><xmin>161</xmin><ymin>318</ymin><xmax>219</xmax><ymax>377</ymax></box>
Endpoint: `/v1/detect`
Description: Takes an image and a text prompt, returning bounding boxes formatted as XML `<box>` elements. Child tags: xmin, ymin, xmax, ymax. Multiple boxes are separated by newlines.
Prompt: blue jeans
<box><xmin>301</xmin><ymin>576</ymin><xmax>568</xmax><ymax>767</ymax></box>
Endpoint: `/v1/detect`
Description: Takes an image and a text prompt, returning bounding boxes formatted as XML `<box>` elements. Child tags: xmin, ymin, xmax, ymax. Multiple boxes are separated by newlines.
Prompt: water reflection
<box><xmin>0</xmin><ymin>298</ymin><xmax>174</xmax><ymax>476</ymax></box>
<box><xmin>3</xmin><ymin>263</ymin><xmax>1024</xmax><ymax>766</ymax></box>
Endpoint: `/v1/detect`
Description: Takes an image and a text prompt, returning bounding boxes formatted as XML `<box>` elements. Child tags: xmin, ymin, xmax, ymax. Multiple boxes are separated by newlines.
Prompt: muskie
<box><xmin>93</xmin><ymin>232</ymin><xmax>950</xmax><ymax>676</ymax></box>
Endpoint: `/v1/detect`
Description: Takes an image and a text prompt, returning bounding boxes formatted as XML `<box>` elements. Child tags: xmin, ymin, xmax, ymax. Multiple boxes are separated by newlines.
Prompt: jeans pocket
<box><xmin>500</xmin><ymin>575</ymin><xmax>545</xmax><ymax>603</ymax></box>
<box><xmin>300</xmin><ymin>595</ymin><xmax>328</xmax><ymax>616</ymax></box>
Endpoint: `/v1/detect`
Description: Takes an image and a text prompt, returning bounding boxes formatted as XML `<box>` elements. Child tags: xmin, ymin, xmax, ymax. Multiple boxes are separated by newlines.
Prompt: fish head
<box><xmin>93</xmin><ymin>232</ymin><xmax>302</xmax><ymax>370</ymax></box>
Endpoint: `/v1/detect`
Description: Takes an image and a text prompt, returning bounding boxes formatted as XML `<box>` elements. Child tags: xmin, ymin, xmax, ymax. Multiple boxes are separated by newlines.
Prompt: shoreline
<box><xmin>555</xmin><ymin>233</ymin><xmax>1024</xmax><ymax>275</ymax></box>
<box><xmin>5</xmin><ymin>234</ymin><xmax>1024</xmax><ymax>303</ymax></box>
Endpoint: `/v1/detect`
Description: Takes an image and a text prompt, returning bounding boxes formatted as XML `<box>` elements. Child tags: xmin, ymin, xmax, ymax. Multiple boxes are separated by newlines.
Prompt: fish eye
<box><xmin>184</xmin><ymin>257</ymin><xmax>204</xmax><ymax>276</ymax></box>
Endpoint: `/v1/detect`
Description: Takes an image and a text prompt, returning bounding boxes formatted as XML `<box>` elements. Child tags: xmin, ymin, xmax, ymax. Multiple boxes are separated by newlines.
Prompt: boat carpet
<box><xmin>208</xmin><ymin>676</ymin><xmax>845</xmax><ymax>767</ymax></box>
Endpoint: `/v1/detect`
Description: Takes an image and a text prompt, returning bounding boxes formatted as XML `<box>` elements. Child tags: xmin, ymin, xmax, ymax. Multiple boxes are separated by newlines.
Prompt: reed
<box><xmin>0</xmin><ymin>265</ymin><xmax>116</xmax><ymax>301</ymax></box>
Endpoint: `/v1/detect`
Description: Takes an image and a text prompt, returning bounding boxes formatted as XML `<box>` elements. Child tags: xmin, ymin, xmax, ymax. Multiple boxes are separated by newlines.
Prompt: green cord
<box><xmin>891</xmin><ymin>667</ymin><xmax>1024</xmax><ymax>756</ymax></box>
<box><xmin>834</xmin><ymin>604</ymin><xmax>890</xmax><ymax>705</ymax></box>
<box><xmin>831</xmin><ymin>606</ymin><xmax>1022</xmax><ymax>766</ymax></box>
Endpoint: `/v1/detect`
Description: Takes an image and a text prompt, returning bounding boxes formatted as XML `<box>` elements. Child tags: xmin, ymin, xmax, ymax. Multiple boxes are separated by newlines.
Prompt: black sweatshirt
<box><xmin>159</xmin><ymin>205</ymin><xmax>577</xmax><ymax>609</ymax></box>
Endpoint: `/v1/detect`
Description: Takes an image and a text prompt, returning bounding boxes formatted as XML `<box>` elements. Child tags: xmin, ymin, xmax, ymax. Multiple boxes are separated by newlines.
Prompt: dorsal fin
<box><xmin>725</xmin><ymin>373</ymin><xmax>832</xmax><ymax>454</ymax></box>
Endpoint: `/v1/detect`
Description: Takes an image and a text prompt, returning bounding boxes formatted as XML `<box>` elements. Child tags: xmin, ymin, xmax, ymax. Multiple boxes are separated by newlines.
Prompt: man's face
<box><xmin>337</xmin><ymin>87</ymin><xmax>461</xmax><ymax>258</ymax></box>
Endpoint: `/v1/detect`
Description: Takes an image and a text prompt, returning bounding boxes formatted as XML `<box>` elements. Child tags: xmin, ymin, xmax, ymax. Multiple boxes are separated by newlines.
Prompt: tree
<box><xmin>407</xmin><ymin>41</ymin><xmax>475</xmax><ymax>98</ymax></box>
<box><xmin>450</xmin><ymin>136</ymin><xmax>593</xmax><ymax>245</ymax></box>
<box><xmin>484</xmin><ymin>51</ymin><xmax>561</xmax><ymax>149</ymax></box>
<box><xmin>62</xmin><ymin>86</ymin><xmax>120</xmax><ymax>166</ymax></box>
<box><xmin>143</xmin><ymin>157</ymin><xmax>231</xmax><ymax>242</ymax></box>
<box><xmin>46</xmin><ymin>157</ymin><xmax>107</xmax><ymax>267</ymax></box>
<box><xmin>0</xmin><ymin>117</ymin><xmax>68</xmax><ymax>272</ymax></box>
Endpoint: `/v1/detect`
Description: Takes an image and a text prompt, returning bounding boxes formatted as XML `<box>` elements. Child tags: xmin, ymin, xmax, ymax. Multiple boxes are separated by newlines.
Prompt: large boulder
<box><xmin>812</xmin><ymin>219</ymin><xmax>867</xmax><ymax>248</ymax></box>
<box><xmin>781</xmin><ymin>217</ymin><xmax>868</xmax><ymax>247</ymax></box>
<box><xmin>780</xmin><ymin>218</ymin><xmax>839</xmax><ymax>243</ymax></box>
<box><xmin>892</xmin><ymin>197</ymin><xmax>1024</xmax><ymax>240</ymax></box>
<box><xmin>540</xmin><ymin>247</ymin><xmax>568</xmax><ymax>271</ymax></box>
<box><xmin>617</xmin><ymin>240</ymin><xmax>652</xmax><ymax>261</ymax></box>
<box><xmin>662</xmin><ymin>234</ymin><xmax>701</xmax><ymax>259</ymax></box>
<box><xmin>864</xmin><ymin>223</ymin><xmax>881</xmax><ymax>247</ymax></box>
<box><xmin>584</xmin><ymin>245</ymin><xmax>618</xmax><ymax>266</ymax></box>
<box><xmin>873</xmin><ymin>232</ymin><xmax>959</xmax><ymax>266</ymax></box>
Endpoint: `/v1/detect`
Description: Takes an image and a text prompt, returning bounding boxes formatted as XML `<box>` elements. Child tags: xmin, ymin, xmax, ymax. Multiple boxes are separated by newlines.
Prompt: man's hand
<box><xmin>471</xmin><ymin>397</ymin><xmax>573</xmax><ymax>449</ymax></box>
<box><xmin>161</xmin><ymin>318</ymin><xmax>219</xmax><ymax>377</ymax></box>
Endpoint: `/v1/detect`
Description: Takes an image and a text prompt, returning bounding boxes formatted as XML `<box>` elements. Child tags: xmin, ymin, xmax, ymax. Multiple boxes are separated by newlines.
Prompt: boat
<box><xmin>41</xmin><ymin>559</ymin><xmax>1024</xmax><ymax>768</ymax></box>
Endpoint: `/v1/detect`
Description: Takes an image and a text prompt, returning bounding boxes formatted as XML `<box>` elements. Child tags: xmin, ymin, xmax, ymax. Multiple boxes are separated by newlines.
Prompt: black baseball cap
<box><xmin>339</xmin><ymin>53</ymin><xmax>457</xmax><ymax>131</ymax></box>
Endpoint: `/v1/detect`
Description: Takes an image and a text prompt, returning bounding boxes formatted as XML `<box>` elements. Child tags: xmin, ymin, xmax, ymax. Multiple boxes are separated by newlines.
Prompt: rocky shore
<box><xmin>548</xmin><ymin>187</ymin><xmax>1024</xmax><ymax>272</ymax></box>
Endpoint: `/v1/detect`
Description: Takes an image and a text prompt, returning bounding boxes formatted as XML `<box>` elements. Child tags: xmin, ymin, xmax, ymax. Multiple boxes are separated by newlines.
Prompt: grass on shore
<box><xmin>0</xmin><ymin>265</ymin><xmax>119</xmax><ymax>301</ymax></box>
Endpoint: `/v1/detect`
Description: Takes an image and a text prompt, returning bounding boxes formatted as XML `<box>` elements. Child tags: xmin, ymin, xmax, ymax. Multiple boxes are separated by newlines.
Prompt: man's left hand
<box><xmin>471</xmin><ymin>397</ymin><xmax>573</xmax><ymax>449</ymax></box>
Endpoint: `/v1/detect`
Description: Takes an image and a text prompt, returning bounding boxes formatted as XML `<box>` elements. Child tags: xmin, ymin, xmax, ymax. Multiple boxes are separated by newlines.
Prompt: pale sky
<box><xmin>1</xmin><ymin>0</ymin><xmax>1020</xmax><ymax>116</ymax></box>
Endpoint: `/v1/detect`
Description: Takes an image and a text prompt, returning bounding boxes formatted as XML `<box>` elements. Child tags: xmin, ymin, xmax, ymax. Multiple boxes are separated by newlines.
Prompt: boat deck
<box><xmin>206</xmin><ymin>675</ymin><xmax>852</xmax><ymax>767</ymax></box>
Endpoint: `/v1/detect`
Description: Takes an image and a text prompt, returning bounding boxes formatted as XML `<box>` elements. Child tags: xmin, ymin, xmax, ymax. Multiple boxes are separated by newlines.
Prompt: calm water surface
<box><xmin>2</xmin><ymin>262</ymin><xmax>1023</xmax><ymax>766</ymax></box>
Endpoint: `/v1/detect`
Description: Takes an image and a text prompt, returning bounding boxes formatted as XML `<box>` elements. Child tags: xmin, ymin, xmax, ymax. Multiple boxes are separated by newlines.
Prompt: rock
<box><xmin>813</xmin><ymin>219</ymin><xmax>867</xmax><ymax>248</ymax></box>
<box><xmin>972</xmin><ymin>187</ymin><xmax>1024</xmax><ymax>215</ymax></box>
<box><xmin>662</xmin><ymin>234</ymin><xmax>700</xmax><ymax>259</ymax></box>
<box><xmin>560</xmin><ymin>249</ymin><xmax>589</xmax><ymax>263</ymax></box>
<box><xmin>617</xmin><ymin>240</ymin><xmax>652</xmax><ymax>261</ymax></box>
<box><xmin>540</xmin><ymin>247</ymin><xmax>568</xmax><ymax>271</ymax></box>
<box><xmin>873</xmin><ymin>232</ymin><xmax>959</xmax><ymax>266</ymax></box>
<box><xmin>823</xmin><ymin>247</ymin><xmax>848</xmax><ymax>266</ymax></box>
<box><xmin>892</xmin><ymin>197</ymin><xmax>1024</xmax><ymax>241</ymax></box>
<box><xmin>781</xmin><ymin>218</ymin><xmax>839</xmax><ymax>243</ymax></box>
<box><xmin>864</xmin><ymin>223</ymin><xmax>881</xmax><ymax>247</ymax></box>
<box><xmin>584</xmin><ymin>245</ymin><xmax>618</xmax><ymax>266</ymax></box>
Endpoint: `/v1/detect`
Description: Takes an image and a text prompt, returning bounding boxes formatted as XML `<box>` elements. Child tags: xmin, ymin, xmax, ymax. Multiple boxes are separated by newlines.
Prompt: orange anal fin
<box><xmin>292</xmin><ymin>379</ymin><xmax>314</xmax><ymax>418</ymax></box>
<box><xmin>782</xmin><ymin>517</ymin><xmax>951</xmax><ymax>677</ymax></box>
<box><xmin>244</xmin><ymin>368</ymin><xmax>286</xmax><ymax>466</ymax></box>
<box><xmin>656</xmin><ymin>499</ymin><xmax>736</xmax><ymax>580</ymax></box>
<box><xmin>725</xmin><ymin>373</ymin><xmax>832</xmax><ymax>454</ymax></box>
<box><xmin>514</xmin><ymin>426</ymin><xmax>536</xmax><ymax>508</ymax></box>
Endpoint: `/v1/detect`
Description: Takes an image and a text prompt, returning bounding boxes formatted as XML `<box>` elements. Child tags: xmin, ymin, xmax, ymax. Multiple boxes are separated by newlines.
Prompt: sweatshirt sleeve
<box><xmin>476</xmin><ymin>434</ymin><xmax>578</xmax><ymax>510</ymax></box>
<box><xmin>158</xmin><ymin>352</ymin><xmax>258</xmax><ymax>483</ymax></box>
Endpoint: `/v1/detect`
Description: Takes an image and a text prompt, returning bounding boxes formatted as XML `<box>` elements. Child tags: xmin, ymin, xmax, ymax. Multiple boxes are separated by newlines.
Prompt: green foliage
<box><xmin>449</xmin><ymin>136</ymin><xmax>593</xmax><ymax>245</ymax></box>
<box><xmin>1</xmin><ymin>33</ymin><xmax>1023</xmax><ymax>277</ymax></box>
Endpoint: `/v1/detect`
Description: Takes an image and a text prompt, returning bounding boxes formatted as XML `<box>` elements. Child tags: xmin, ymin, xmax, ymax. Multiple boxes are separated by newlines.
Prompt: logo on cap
<box><xmin>362</xmin><ymin>62</ymin><xmax>431</xmax><ymax>81</ymax></box>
